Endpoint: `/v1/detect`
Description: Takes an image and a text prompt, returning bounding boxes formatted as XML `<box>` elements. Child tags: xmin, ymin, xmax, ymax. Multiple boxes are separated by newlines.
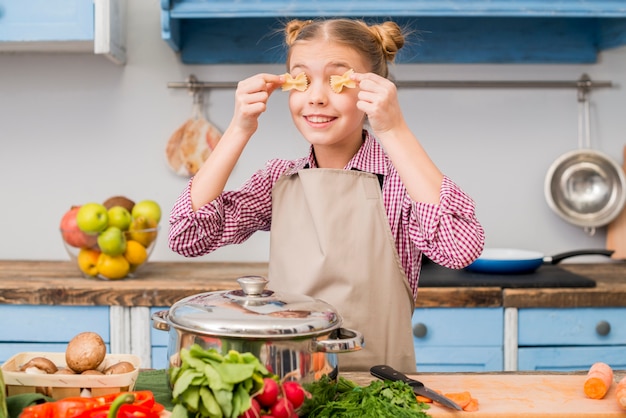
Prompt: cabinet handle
<box><xmin>595</xmin><ymin>320</ymin><xmax>611</xmax><ymax>336</ymax></box>
<box><xmin>413</xmin><ymin>322</ymin><xmax>428</xmax><ymax>338</ymax></box>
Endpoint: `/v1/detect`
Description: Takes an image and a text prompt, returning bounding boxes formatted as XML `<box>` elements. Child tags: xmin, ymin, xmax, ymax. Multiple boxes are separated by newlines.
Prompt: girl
<box><xmin>169</xmin><ymin>18</ymin><xmax>484</xmax><ymax>372</ymax></box>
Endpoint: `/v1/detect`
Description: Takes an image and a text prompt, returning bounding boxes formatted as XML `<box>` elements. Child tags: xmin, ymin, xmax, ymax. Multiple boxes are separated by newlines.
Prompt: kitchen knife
<box><xmin>370</xmin><ymin>365</ymin><xmax>463</xmax><ymax>411</ymax></box>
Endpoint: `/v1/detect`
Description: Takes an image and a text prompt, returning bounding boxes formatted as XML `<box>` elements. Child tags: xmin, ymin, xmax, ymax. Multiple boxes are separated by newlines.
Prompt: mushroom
<box><xmin>65</xmin><ymin>332</ymin><xmax>107</xmax><ymax>373</ymax></box>
<box><xmin>19</xmin><ymin>357</ymin><xmax>58</xmax><ymax>374</ymax></box>
<box><xmin>104</xmin><ymin>361</ymin><xmax>135</xmax><ymax>375</ymax></box>
<box><xmin>81</xmin><ymin>369</ymin><xmax>104</xmax><ymax>375</ymax></box>
<box><xmin>54</xmin><ymin>368</ymin><xmax>76</xmax><ymax>375</ymax></box>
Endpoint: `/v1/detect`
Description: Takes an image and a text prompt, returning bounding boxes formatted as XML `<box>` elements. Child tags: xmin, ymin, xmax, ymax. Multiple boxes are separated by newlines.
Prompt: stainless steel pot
<box><xmin>151</xmin><ymin>276</ymin><xmax>363</xmax><ymax>383</ymax></box>
<box><xmin>544</xmin><ymin>88</ymin><xmax>626</xmax><ymax>235</ymax></box>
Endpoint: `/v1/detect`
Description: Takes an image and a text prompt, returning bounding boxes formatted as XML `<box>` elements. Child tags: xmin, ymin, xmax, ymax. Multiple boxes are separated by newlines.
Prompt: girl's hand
<box><xmin>352</xmin><ymin>72</ymin><xmax>405</xmax><ymax>136</ymax></box>
<box><xmin>231</xmin><ymin>73</ymin><xmax>283</xmax><ymax>136</ymax></box>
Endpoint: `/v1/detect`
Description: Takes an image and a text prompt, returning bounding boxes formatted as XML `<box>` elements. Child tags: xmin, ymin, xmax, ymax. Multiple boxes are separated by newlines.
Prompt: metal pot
<box><xmin>151</xmin><ymin>276</ymin><xmax>363</xmax><ymax>383</ymax></box>
<box><xmin>544</xmin><ymin>86</ymin><xmax>626</xmax><ymax>235</ymax></box>
<box><xmin>545</xmin><ymin>149</ymin><xmax>626</xmax><ymax>234</ymax></box>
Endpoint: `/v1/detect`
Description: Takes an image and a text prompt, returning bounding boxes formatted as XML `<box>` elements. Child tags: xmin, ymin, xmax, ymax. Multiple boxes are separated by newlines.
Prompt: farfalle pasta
<box><xmin>282</xmin><ymin>72</ymin><xmax>309</xmax><ymax>91</ymax></box>
<box><xmin>330</xmin><ymin>69</ymin><xmax>356</xmax><ymax>93</ymax></box>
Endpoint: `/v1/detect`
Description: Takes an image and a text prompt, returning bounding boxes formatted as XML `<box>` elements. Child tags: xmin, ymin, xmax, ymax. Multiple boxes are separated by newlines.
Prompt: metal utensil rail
<box><xmin>168</xmin><ymin>73</ymin><xmax>613</xmax><ymax>94</ymax></box>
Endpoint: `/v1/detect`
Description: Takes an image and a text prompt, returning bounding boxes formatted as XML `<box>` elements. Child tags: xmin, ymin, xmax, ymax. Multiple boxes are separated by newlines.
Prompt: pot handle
<box><xmin>546</xmin><ymin>249</ymin><xmax>614</xmax><ymax>265</ymax></box>
<box><xmin>314</xmin><ymin>327</ymin><xmax>364</xmax><ymax>353</ymax></box>
<box><xmin>151</xmin><ymin>310</ymin><xmax>171</xmax><ymax>331</ymax></box>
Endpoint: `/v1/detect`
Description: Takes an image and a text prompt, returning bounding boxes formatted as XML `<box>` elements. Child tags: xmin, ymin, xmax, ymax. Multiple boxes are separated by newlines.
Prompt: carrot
<box><xmin>427</xmin><ymin>389</ymin><xmax>479</xmax><ymax>411</ymax></box>
<box><xmin>443</xmin><ymin>391</ymin><xmax>473</xmax><ymax>409</ymax></box>
<box><xmin>617</xmin><ymin>376</ymin><xmax>626</xmax><ymax>410</ymax></box>
<box><xmin>584</xmin><ymin>362</ymin><xmax>614</xmax><ymax>399</ymax></box>
<box><xmin>463</xmin><ymin>397</ymin><xmax>480</xmax><ymax>412</ymax></box>
<box><xmin>312</xmin><ymin>352</ymin><xmax>325</xmax><ymax>371</ymax></box>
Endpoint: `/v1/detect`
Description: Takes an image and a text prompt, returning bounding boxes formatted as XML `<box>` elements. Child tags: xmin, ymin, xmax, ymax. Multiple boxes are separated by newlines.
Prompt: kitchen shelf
<box><xmin>0</xmin><ymin>0</ymin><xmax>127</xmax><ymax>65</ymax></box>
<box><xmin>160</xmin><ymin>0</ymin><xmax>626</xmax><ymax>64</ymax></box>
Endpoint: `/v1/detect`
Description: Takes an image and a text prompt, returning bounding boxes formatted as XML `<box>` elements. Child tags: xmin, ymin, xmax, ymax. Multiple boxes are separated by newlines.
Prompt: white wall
<box><xmin>1</xmin><ymin>0</ymin><xmax>625</xmax><ymax>264</ymax></box>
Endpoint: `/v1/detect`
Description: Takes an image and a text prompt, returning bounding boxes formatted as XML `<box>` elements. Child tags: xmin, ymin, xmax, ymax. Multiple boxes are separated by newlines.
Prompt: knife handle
<box><xmin>370</xmin><ymin>365</ymin><xmax>419</xmax><ymax>386</ymax></box>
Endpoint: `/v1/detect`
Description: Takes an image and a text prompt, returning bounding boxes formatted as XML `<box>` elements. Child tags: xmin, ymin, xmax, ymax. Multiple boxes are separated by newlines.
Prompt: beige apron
<box><xmin>268</xmin><ymin>168</ymin><xmax>417</xmax><ymax>372</ymax></box>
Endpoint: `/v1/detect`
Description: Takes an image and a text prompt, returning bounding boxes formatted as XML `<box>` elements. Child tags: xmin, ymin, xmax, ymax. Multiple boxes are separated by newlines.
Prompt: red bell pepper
<box><xmin>19</xmin><ymin>391</ymin><xmax>164</xmax><ymax>418</ymax></box>
<box><xmin>20</xmin><ymin>398</ymin><xmax>101</xmax><ymax>418</ymax></box>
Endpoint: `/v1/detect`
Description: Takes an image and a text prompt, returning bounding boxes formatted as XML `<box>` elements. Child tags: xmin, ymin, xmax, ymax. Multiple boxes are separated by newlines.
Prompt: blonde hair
<box><xmin>284</xmin><ymin>19</ymin><xmax>405</xmax><ymax>78</ymax></box>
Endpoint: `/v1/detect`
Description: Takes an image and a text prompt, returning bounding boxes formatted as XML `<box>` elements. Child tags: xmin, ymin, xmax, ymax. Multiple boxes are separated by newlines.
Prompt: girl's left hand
<box><xmin>353</xmin><ymin>72</ymin><xmax>405</xmax><ymax>135</ymax></box>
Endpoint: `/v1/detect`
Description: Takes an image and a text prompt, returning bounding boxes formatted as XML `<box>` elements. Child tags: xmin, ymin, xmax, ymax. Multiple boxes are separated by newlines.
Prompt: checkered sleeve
<box><xmin>168</xmin><ymin>161</ymin><xmax>289</xmax><ymax>257</ymax></box>
<box><xmin>410</xmin><ymin>176</ymin><xmax>485</xmax><ymax>269</ymax></box>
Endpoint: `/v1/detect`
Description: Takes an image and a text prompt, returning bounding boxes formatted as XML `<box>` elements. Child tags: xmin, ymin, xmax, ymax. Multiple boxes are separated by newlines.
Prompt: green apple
<box><xmin>76</xmin><ymin>203</ymin><xmax>109</xmax><ymax>234</ymax></box>
<box><xmin>107</xmin><ymin>206</ymin><xmax>132</xmax><ymax>231</ymax></box>
<box><xmin>97</xmin><ymin>226</ymin><xmax>127</xmax><ymax>256</ymax></box>
<box><xmin>131</xmin><ymin>200</ymin><xmax>162</xmax><ymax>224</ymax></box>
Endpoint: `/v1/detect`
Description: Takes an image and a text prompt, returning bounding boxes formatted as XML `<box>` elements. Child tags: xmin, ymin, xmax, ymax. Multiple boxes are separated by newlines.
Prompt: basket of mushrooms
<box><xmin>1</xmin><ymin>332</ymin><xmax>140</xmax><ymax>400</ymax></box>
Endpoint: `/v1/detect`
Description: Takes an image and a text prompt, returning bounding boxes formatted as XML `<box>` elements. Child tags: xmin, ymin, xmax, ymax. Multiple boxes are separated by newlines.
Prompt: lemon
<box><xmin>127</xmin><ymin>216</ymin><xmax>158</xmax><ymax>247</ymax></box>
<box><xmin>97</xmin><ymin>253</ymin><xmax>130</xmax><ymax>280</ymax></box>
<box><xmin>124</xmin><ymin>240</ymin><xmax>148</xmax><ymax>265</ymax></box>
<box><xmin>77</xmin><ymin>248</ymin><xmax>100</xmax><ymax>277</ymax></box>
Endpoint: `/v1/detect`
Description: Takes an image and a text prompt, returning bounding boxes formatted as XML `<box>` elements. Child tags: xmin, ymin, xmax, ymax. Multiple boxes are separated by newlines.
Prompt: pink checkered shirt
<box><xmin>169</xmin><ymin>131</ymin><xmax>484</xmax><ymax>299</ymax></box>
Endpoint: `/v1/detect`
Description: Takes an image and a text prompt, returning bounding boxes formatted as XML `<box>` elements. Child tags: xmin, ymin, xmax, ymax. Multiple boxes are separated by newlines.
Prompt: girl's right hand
<box><xmin>231</xmin><ymin>73</ymin><xmax>283</xmax><ymax>136</ymax></box>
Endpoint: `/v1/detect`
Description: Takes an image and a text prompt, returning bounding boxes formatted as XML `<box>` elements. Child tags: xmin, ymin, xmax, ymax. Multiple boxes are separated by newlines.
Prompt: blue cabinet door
<box><xmin>150</xmin><ymin>307</ymin><xmax>169</xmax><ymax>369</ymax></box>
<box><xmin>518</xmin><ymin>346</ymin><xmax>626</xmax><ymax>371</ymax></box>
<box><xmin>518</xmin><ymin>308</ymin><xmax>626</xmax><ymax>346</ymax></box>
<box><xmin>0</xmin><ymin>0</ymin><xmax>94</xmax><ymax>43</ymax></box>
<box><xmin>415</xmin><ymin>346</ymin><xmax>503</xmax><ymax>372</ymax></box>
<box><xmin>0</xmin><ymin>305</ymin><xmax>110</xmax><ymax>364</ymax></box>
<box><xmin>413</xmin><ymin>308</ymin><xmax>504</xmax><ymax>371</ymax></box>
<box><xmin>517</xmin><ymin>307</ymin><xmax>626</xmax><ymax>371</ymax></box>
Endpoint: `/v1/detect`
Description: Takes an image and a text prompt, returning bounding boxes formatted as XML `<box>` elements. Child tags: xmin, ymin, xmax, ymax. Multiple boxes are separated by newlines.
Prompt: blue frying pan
<box><xmin>465</xmin><ymin>248</ymin><xmax>614</xmax><ymax>274</ymax></box>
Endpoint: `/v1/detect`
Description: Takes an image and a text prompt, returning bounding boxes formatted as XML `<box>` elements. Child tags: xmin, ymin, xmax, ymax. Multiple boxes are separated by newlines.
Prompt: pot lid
<box><xmin>166</xmin><ymin>276</ymin><xmax>342</xmax><ymax>338</ymax></box>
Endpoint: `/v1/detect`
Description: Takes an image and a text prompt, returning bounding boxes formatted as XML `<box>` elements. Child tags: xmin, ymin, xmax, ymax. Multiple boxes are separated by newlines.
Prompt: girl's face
<box><xmin>287</xmin><ymin>40</ymin><xmax>369</xmax><ymax>165</ymax></box>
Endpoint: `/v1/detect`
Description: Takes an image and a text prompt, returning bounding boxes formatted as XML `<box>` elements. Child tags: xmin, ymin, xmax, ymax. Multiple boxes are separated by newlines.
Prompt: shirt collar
<box><xmin>300</xmin><ymin>130</ymin><xmax>388</xmax><ymax>176</ymax></box>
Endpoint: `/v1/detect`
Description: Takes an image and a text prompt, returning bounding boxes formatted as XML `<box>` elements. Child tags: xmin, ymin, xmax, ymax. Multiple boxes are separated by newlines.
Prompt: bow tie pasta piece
<box><xmin>282</xmin><ymin>72</ymin><xmax>309</xmax><ymax>91</ymax></box>
<box><xmin>330</xmin><ymin>69</ymin><xmax>356</xmax><ymax>93</ymax></box>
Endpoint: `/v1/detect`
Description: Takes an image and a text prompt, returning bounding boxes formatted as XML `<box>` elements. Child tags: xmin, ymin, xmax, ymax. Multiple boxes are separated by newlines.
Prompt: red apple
<box><xmin>60</xmin><ymin>206</ymin><xmax>97</xmax><ymax>248</ymax></box>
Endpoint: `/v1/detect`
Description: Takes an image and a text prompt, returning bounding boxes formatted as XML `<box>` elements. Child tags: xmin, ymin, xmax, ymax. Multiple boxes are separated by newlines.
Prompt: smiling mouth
<box><xmin>305</xmin><ymin>115</ymin><xmax>335</xmax><ymax>124</ymax></box>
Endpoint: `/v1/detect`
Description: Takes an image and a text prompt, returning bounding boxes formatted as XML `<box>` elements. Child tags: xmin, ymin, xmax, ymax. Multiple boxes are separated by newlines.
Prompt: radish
<box><xmin>239</xmin><ymin>398</ymin><xmax>261</xmax><ymax>418</ymax></box>
<box><xmin>282</xmin><ymin>381</ymin><xmax>305</xmax><ymax>409</ymax></box>
<box><xmin>256</xmin><ymin>377</ymin><xmax>280</xmax><ymax>407</ymax></box>
<box><xmin>270</xmin><ymin>397</ymin><xmax>294</xmax><ymax>418</ymax></box>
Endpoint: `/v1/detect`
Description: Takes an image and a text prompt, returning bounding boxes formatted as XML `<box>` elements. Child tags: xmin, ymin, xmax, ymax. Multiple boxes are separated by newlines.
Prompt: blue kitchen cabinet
<box><xmin>412</xmin><ymin>307</ymin><xmax>504</xmax><ymax>372</ymax></box>
<box><xmin>0</xmin><ymin>0</ymin><xmax>94</xmax><ymax>45</ymax></box>
<box><xmin>517</xmin><ymin>308</ymin><xmax>626</xmax><ymax>371</ymax></box>
<box><xmin>161</xmin><ymin>0</ymin><xmax>626</xmax><ymax>64</ymax></box>
<box><xmin>150</xmin><ymin>306</ymin><xmax>169</xmax><ymax>370</ymax></box>
<box><xmin>0</xmin><ymin>0</ymin><xmax>126</xmax><ymax>64</ymax></box>
<box><xmin>0</xmin><ymin>305</ymin><xmax>110</xmax><ymax>365</ymax></box>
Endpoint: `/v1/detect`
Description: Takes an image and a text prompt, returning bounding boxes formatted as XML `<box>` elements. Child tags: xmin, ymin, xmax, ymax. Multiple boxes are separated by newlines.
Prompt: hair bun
<box><xmin>369</xmin><ymin>21</ymin><xmax>405</xmax><ymax>62</ymax></box>
<box><xmin>285</xmin><ymin>19</ymin><xmax>314</xmax><ymax>46</ymax></box>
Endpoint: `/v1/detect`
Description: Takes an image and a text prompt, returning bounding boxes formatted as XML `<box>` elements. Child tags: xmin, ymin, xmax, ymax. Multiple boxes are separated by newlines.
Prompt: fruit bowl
<box><xmin>59</xmin><ymin>198</ymin><xmax>162</xmax><ymax>280</ymax></box>
<box><xmin>61</xmin><ymin>227</ymin><xmax>159</xmax><ymax>280</ymax></box>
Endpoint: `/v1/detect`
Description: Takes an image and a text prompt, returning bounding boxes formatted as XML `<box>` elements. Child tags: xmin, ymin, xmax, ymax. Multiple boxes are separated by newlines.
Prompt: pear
<box><xmin>127</xmin><ymin>216</ymin><xmax>158</xmax><ymax>247</ymax></box>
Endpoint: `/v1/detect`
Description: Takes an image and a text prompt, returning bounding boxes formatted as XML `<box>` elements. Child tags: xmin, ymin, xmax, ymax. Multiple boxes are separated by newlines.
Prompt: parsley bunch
<box><xmin>301</xmin><ymin>376</ymin><xmax>431</xmax><ymax>418</ymax></box>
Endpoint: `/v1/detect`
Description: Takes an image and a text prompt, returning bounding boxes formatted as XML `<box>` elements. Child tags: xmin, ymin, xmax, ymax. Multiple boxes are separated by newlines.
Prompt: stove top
<box><xmin>419</xmin><ymin>262</ymin><xmax>596</xmax><ymax>288</ymax></box>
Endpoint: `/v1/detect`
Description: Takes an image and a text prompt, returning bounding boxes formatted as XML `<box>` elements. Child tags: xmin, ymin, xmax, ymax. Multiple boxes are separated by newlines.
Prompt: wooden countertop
<box><xmin>0</xmin><ymin>260</ymin><xmax>625</xmax><ymax>308</ymax></box>
<box><xmin>340</xmin><ymin>371</ymin><xmax>626</xmax><ymax>417</ymax></box>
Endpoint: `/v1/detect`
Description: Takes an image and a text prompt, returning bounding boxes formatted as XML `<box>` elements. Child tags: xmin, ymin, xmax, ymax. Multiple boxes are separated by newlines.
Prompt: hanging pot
<box><xmin>544</xmin><ymin>84</ymin><xmax>626</xmax><ymax>235</ymax></box>
<box><xmin>152</xmin><ymin>276</ymin><xmax>363</xmax><ymax>384</ymax></box>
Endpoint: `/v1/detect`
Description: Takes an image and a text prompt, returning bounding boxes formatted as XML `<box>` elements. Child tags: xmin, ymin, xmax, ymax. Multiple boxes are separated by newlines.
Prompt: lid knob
<box><xmin>236</xmin><ymin>276</ymin><xmax>269</xmax><ymax>296</ymax></box>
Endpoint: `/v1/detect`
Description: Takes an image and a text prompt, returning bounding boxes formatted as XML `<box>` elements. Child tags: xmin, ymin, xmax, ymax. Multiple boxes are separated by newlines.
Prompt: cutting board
<box><xmin>606</xmin><ymin>145</ymin><xmax>626</xmax><ymax>259</ymax></box>
<box><xmin>411</xmin><ymin>374</ymin><xmax>624</xmax><ymax>417</ymax></box>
